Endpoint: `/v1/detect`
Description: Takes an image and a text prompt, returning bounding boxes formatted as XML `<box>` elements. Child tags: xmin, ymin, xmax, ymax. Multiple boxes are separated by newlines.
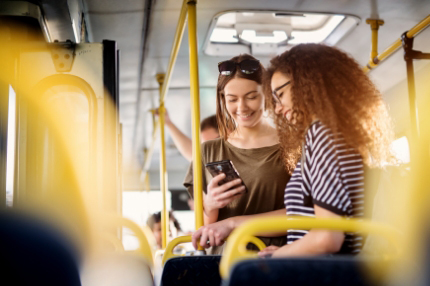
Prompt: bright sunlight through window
<box><xmin>6</xmin><ymin>85</ymin><xmax>16</xmax><ymax>207</ymax></box>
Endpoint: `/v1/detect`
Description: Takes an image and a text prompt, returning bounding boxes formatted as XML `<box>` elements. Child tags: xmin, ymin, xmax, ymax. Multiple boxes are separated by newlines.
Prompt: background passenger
<box><xmin>146</xmin><ymin>211</ymin><xmax>182</xmax><ymax>249</ymax></box>
<box><xmin>156</xmin><ymin>110</ymin><xmax>220</xmax><ymax>210</ymax></box>
<box><xmin>258</xmin><ymin>43</ymin><xmax>394</xmax><ymax>257</ymax></box>
<box><xmin>156</xmin><ymin>109</ymin><xmax>220</xmax><ymax>162</ymax></box>
<box><xmin>184</xmin><ymin>54</ymin><xmax>290</xmax><ymax>254</ymax></box>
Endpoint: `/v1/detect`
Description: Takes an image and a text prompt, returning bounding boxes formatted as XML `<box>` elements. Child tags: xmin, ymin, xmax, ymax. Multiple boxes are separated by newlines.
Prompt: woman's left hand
<box><xmin>192</xmin><ymin>218</ymin><xmax>235</xmax><ymax>249</ymax></box>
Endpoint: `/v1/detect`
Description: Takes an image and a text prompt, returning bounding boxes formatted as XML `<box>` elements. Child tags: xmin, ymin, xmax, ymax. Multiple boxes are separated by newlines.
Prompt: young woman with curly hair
<box><xmin>258</xmin><ymin>44</ymin><xmax>395</xmax><ymax>257</ymax></box>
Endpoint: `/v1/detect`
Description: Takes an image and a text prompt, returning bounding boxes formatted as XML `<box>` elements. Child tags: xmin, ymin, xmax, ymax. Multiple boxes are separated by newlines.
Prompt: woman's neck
<box><xmin>227</xmin><ymin>119</ymin><xmax>278</xmax><ymax>148</ymax></box>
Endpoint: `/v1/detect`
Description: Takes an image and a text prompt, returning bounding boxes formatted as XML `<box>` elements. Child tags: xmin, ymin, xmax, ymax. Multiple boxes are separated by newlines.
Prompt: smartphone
<box><xmin>205</xmin><ymin>160</ymin><xmax>247</xmax><ymax>193</ymax></box>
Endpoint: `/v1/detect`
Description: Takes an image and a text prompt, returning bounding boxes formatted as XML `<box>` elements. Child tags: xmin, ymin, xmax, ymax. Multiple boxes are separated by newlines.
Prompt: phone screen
<box><xmin>205</xmin><ymin>160</ymin><xmax>247</xmax><ymax>192</ymax></box>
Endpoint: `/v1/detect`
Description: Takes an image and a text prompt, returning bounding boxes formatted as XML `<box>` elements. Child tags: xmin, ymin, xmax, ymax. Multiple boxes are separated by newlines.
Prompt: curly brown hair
<box><xmin>216</xmin><ymin>54</ymin><xmax>265</xmax><ymax>139</ymax></box>
<box><xmin>265</xmin><ymin>44</ymin><xmax>394</xmax><ymax>173</ymax></box>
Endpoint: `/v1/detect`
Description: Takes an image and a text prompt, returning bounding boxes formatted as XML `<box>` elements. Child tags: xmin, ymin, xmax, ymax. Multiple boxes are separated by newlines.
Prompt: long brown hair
<box><xmin>265</xmin><ymin>44</ymin><xmax>394</xmax><ymax>173</ymax></box>
<box><xmin>216</xmin><ymin>54</ymin><xmax>265</xmax><ymax>139</ymax></box>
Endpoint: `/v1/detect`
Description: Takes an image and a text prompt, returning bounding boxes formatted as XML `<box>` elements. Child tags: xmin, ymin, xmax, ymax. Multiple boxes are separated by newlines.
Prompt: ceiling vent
<box><xmin>203</xmin><ymin>11</ymin><xmax>360</xmax><ymax>56</ymax></box>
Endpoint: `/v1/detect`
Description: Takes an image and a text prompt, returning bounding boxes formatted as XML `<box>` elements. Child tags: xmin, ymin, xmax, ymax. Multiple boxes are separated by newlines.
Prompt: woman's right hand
<box><xmin>204</xmin><ymin>173</ymin><xmax>245</xmax><ymax>213</ymax></box>
<box><xmin>154</xmin><ymin>108</ymin><xmax>172</xmax><ymax>125</ymax></box>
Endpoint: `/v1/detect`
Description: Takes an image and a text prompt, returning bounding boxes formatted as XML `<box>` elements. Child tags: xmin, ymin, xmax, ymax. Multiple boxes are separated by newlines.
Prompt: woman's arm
<box><xmin>192</xmin><ymin>208</ymin><xmax>287</xmax><ymax>249</ymax></box>
<box><xmin>271</xmin><ymin>205</ymin><xmax>344</xmax><ymax>257</ymax></box>
<box><xmin>156</xmin><ymin>108</ymin><xmax>193</xmax><ymax>161</ymax></box>
<box><xmin>203</xmin><ymin>192</ymin><xmax>219</xmax><ymax>224</ymax></box>
<box><xmin>165</xmin><ymin>118</ymin><xmax>193</xmax><ymax>162</ymax></box>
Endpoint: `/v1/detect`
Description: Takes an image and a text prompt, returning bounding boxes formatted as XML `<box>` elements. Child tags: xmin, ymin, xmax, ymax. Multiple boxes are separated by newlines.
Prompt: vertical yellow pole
<box><xmin>366</xmin><ymin>19</ymin><xmax>384</xmax><ymax>63</ymax></box>
<box><xmin>187</xmin><ymin>0</ymin><xmax>204</xmax><ymax>250</ymax></box>
<box><xmin>156</xmin><ymin>73</ymin><xmax>169</xmax><ymax>249</ymax></box>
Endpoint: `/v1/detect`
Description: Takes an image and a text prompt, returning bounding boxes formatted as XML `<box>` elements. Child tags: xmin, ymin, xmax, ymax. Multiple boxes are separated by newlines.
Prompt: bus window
<box><xmin>29</xmin><ymin>81</ymin><xmax>93</xmax><ymax>196</ymax></box>
<box><xmin>391</xmin><ymin>136</ymin><xmax>410</xmax><ymax>165</ymax></box>
<box><xmin>43</xmin><ymin>85</ymin><xmax>90</xmax><ymax>163</ymax></box>
<box><xmin>122</xmin><ymin>190</ymin><xmax>176</xmax><ymax>250</ymax></box>
<box><xmin>6</xmin><ymin>85</ymin><xmax>16</xmax><ymax>207</ymax></box>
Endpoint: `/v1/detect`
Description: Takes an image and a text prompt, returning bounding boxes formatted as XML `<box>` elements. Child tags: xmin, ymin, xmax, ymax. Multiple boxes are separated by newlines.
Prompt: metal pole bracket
<box><xmin>401</xmin><ymin>32</ymin><xmax>430</xmax><ymax>61</ymax></box>
<box><xmin>49</xmin><ymin>40</ymin><xmax>75</xmax><ymax>72</ymax></box>
<box><xmin>366</xmin><ymin>19</ymin><xmax>385</xmax><ymax>63</ymax></box>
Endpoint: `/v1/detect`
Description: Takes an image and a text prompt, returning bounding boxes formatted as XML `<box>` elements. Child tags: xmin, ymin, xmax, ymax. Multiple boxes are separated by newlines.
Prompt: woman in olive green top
<box><xmin>183</xmin><ymin>54</ymin><xmax>290</xmax><ymax>254</ymax></box>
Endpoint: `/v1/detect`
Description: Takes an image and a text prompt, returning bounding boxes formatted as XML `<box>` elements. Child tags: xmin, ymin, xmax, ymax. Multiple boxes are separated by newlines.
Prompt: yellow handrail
<box><xmin>247</xmin><ymin>236</ymin><xmax>266</xmax><ymax>251</ymax></box>
<box><xmin>106</xmin><ymin>215</ymin><xmax>155</xmax><ymax>269</ymax></box>
<box><xmin>139</xmin><ymin>0</ymin><xmax>187</xmax><ymax>180</ymax></box>
<box><xmin>161</xmin><ymin>235</ymin><xmax>266</xmax><ymax>266</ymax></box>
<box><xmin>139</xmin><ymin>0</ymin><xmax>189</xmax><ymax>250</ymax></box>
<box><xmin>363</xmin><ymin>14</ymin><xmax>430</xmax><ymax>72</ymax></box>
<box><xmin>162</xmin><ymin>235</ymin><xmax>192</xmax><ymax>265</ymax></box>
<box><xmin>365</xmin><ymin>19</ymin><xmax>384</xmax><ymax>61</ymax></box>
<box><xmin>101</xmin><ymin>232</ymin><xmax>125</xmax><ymax>252</ymax></box>
<box><xmin>159</xmin><ymin>0</ymin><xmax>188</xmax><ymax>104</ymax></box>
<box><xmin>187</xmin><ymin>0</ymin><xmax>204</xmax><ymax>243</ymax></box>
<box><xmin>156</xmin><ymin>74</ymin><xmax>169</xmax><ymax>249</ymax></box>
<box><xmin>219</xmin><ymin>217</ymin><xmax>401</xmax><ymax>279</ymax></box>
<box><xmin>140</xmin><ymin>119</ymin><xmax>159</xmax><ymax>182</ymax></box>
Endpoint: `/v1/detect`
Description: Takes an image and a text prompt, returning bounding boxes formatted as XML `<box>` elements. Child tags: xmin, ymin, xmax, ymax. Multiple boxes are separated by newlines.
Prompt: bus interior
<box><xmin>0</xmin><ymin>0</ymin><xmax>430</xmax><ymax>285</ymax></box>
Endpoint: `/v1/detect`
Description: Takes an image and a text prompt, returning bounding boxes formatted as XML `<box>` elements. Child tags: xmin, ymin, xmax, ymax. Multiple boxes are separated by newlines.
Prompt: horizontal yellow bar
<box><xmin>407</xmin><ymin>14</ymin><xmax>430</xmax><ymax>37</ymax></box>
<box><xmin>364</xmin><ymin>15</ymin><xmax>430</xmax><ymax>72</ymax></box>
<box><xmin>220</xmin><ymin>216</ymin><xmax>401</xmax><ymax>279</ymax></box>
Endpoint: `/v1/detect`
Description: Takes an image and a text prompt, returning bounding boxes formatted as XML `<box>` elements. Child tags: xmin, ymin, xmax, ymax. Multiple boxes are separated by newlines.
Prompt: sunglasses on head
<box><xmin>218</xmin><ymin>59</ymin><xmax>260</xmax><ymax>76</ymax></box>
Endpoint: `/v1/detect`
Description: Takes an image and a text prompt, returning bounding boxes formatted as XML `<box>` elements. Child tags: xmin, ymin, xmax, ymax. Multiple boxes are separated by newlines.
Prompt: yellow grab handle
<box><xmin>162</xmin><ymin>235</ymin><xmax>192</xmax><ymax>265</ymax></box>
<box><xmin>220</xmin><ymin>216</ymin><xmax>401</xmax><ymax>279</ymax></box>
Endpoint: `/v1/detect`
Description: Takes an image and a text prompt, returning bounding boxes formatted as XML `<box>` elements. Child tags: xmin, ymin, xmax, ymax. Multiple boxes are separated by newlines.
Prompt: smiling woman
<box><xmin>184</xmin><ymin>54</ymin><xmax>290</xmax><ymax>254</ymax></box>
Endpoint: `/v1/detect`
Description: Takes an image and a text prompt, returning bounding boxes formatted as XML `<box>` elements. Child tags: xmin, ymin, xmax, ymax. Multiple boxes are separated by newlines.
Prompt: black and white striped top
<box><xmin>284</xmin><ymin>121</ymin><xmax>364</xmax><ymax>254</ymax></box>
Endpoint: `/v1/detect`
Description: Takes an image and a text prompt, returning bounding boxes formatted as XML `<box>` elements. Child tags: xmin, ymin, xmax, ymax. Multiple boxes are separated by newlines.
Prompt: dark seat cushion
<box><xmin>225</xmin><ymin>256</ymin><xmax>382</xmax><ymax>286</ymax></box>
<box><xmin>161</xmin><ymin>255</ymin><xmax>222</xmax><ymax>286</ymax></box>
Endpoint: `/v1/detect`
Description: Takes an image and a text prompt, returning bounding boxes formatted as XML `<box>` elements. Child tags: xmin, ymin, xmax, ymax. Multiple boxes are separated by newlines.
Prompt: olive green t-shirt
<box><xmin>183</xmin><ymin>138</ymin><xmax>290</xmax><ymax>254</ymax></box>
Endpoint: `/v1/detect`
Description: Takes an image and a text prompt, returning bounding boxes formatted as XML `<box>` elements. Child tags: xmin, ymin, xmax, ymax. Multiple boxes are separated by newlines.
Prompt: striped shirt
<box><xmin>284</xmin><ymin>121</ymin><xmax>364</xmax><ymax>254</ymax></box>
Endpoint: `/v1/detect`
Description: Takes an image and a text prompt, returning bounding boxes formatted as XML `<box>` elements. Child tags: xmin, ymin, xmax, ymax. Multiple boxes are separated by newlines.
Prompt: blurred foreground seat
<box><xmin>81</xmin><ymin>253</ymin><xmax>153</xmax><ymax>286</ymax></box>
<box><xmin>0</xmin><ymin>211</ymin><xmax>81</xmax><ymax>286</ymax></box>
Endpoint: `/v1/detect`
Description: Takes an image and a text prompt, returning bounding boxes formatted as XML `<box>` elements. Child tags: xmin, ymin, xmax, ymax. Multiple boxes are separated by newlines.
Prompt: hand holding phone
<box><xmin>203</xmin><ymin>160</ymin><xmax>247</xmax><ymax>212</ymax></box>
<box><xmin>205</xmin><ymin>160</ymin><xmax>247</xmax><ymax>192</ymax></box>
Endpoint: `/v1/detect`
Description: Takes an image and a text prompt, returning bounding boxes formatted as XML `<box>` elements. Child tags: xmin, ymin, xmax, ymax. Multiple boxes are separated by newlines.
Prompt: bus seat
<box><xmin>362</xmin><ymin>165</ymin><xmax>409</xmax><ymax>255</ymax></box>
<box><xmin>0</xmin><ymin>211</ymin><xmax>81</xmax><ymax>286</ymax></box>
<box><xmin>224</xmin><ymin>256</ymin><xmax>383</xmax><ymax>286</ymax></box>
<box><xmin>81</xmin><ymin>253</ymin><xmax>153</xmax><ymax>286</ymax></box>
<box><xmin>161</xmin><ymin>255</ymin><xmax>222</xmax><ymax>286</ymax></box>
<box><xmin>363</xmin><ymin>165</ymin><xmax>382</xmax><ymax>219</ymax></box>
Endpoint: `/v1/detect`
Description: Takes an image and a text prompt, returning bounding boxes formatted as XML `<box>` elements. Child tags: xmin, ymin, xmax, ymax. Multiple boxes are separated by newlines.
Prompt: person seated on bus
<box><xmin>184</xmin><ymin>54</ymin><xmax>290</xmax><ymax>254</ymax></box>
<box><xmin>156</xmin><ymin>109</ymin><xmax>220</xmax><ymax>161</ymax></box>
<box><xmin>146</xmin><ymin>211</ymin><xmax>182</xmax><ymax>250</ymax></box>
<box><xmin>257</xmin><ymin>43</ymin><xmax>395</xmax><ymax>257</ymax></box>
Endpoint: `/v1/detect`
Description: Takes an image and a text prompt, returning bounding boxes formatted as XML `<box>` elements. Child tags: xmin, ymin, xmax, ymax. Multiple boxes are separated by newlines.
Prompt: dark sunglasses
<box><xmin>272</xmin><ymin>81</ymin><xmax>291</xmax><ymax>105</ymax></box>
<box><xmin>218</xmin><ymin>59</ymin><xmax>260</xmax><ymax>76</ymax></box>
